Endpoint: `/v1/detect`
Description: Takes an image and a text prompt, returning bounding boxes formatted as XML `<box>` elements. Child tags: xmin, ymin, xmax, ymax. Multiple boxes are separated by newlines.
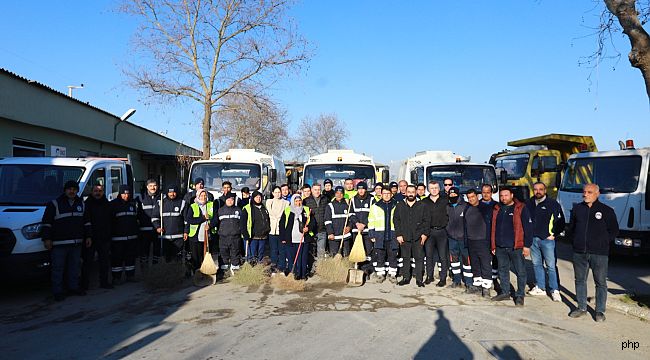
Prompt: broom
<box><xmin>199</xmin><ymin>225</ymin><xmax>217</xmax><ymax>275</ymax></box>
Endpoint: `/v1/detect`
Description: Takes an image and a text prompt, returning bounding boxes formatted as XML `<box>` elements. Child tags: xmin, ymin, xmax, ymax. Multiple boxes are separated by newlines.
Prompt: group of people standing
<box><xmin>42</xmin><ymin>175</ymin><xmax>618</xmax><ymax>322</ymax></box>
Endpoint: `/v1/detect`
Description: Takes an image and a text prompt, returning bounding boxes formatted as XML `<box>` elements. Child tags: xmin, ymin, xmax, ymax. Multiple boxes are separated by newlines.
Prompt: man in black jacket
<box><xmin>446</xmin><ymin>187</ymin><xmax>473</xmax><ymax>289</ymax></box>
<box><xmin>110</xmin><ymin>185</ymin><xmax>140</xmax><ymax>284</ymax></box>
<box><xmin>41</xmin><ymin>180</ymin><xmax>92</xmax><ymax>301</ymax></box>
<box><xmin>394</xmin><ymin>185</ymin><xmax>429</xmax><ymax>287</ymax></box>
<box><xmin>325</xmin><ymin>186</ymin><xmax>353</xmax><ymax>256</ymax></box>
<box><xmin>303</xmin><ymin>183</ymin><xmax>329</xmax><ymax>258</ymax></box>
<box><xmin>566</xmin><ymin>183</ymin><xmax>618</xmax><ymax>322</ymax></box>
<box><xmin>217</xmin><ymin>193</ymin><xmax>244</xmax><ymax>275</ymax></box>
<box><xmin>525</xmin><ymin>182</ymin><xmax>565</xmax><ymax>302</ymax></box>
<box><xmin>153</xmin><ymin>184</ymin><xmax>186</xmax><ymax>263</ymax></box>
<box><xmin>421</xmin><ymin>181</ymin><xmax>449</xmax><ymax>286</ymax></box>
<box><xmin>139</xmin><ymin>179</ymin><xmax>161</xmax><ymax>266</ymax></box>
<box><xmin>82</xmin><ymin>184</ymin><xmax>112</xmax><ymax>290</ymax></box>
<box><xmin>464</xmin><ymin>189</ymin><xmax>492</xmax><ymax>297</ymax></box>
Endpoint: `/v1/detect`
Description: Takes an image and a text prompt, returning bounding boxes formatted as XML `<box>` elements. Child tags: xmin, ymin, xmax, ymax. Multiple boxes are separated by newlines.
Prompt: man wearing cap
<box><xmin>389</xmin><ymin>181</ymin><xmax>399</xmax><ymax>198</ymax></box>
<box><xmin>344</xmin><ymin>178</ymin><xmax>357</xmax><ymax>200</ymax></box>
<box><xmin>372</xmin><ymin>183</ymin><xmax>383</xmax><ymax>204</ymax></box>
<box><xmin>41</xmin><ymin>180</ymin><xmax>92</xmax><ymax>301</ymax></box>
<box><xmin>325</xmin><ymin>186</ymin><xmax>353</xmax><ymax>256</ymax></box>
<box><xmin>446</xmin><ymin>186</ymin><xmax>474</xmax><ymax>290</ymax></box>
<box><xmin>110</xmin><ymin>185</ymin><xmax>141</xmax><ymax>284</ymax></box>
<box><xmin>153</xmin><ymin>185</ymin><xmax>186</xmax><ymax>263</ymax></box>
<box><xmin>322</xmin><ymin>179</ymin><xmax>335</xmax><ymax>201</ymax></box>
<box><xmin>139</xmin><ymin>179</ymin><xmax>161</xmax><ymax>266</ymax></box>
<box><xmin>217</xmin><ymin>192</ymin><xmax>244</xmax><ymax>275</ymax></box>
<box><xmin>240</xmin><ymin>187</ymin><xmax>251</xmax><ymax>207</ymax></box>
<box><xmin>350</xmin><ymin>182</ymin><xmax>374</xmax><ymax>274</ymax></box>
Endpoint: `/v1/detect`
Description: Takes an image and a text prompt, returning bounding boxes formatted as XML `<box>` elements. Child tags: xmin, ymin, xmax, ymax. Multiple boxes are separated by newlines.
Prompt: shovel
<box><xmin>346</xmin><ymin>263</ymin><xmax>365</xmax><ymax>286</ymax></box>
<box><xmin>347</xmin><ymin>233</ymin><xmax>366</xmax><ymax>286</ymax></box>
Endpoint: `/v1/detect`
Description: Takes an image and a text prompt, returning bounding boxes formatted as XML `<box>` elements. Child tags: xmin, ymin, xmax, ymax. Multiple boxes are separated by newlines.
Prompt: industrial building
<box><xmin>0</xmin><ymin>68</ymin><xmax>201</xmax><ymax>191</ymax></box>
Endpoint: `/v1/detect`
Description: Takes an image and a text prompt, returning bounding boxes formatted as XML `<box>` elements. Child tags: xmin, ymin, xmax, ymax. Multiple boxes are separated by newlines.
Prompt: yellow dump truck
<box><xmin>489</xmin><ymin>134</ymin><xmax>597</xmax><ymax>200</ymax></box>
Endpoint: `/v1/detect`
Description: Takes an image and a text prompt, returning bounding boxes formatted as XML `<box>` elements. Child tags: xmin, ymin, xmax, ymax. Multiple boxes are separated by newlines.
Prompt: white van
<box><xmin>557</xmin><ymin>140</ymin><xmax>650</xmax><ymax>255</ymax></box>
<box><xmin>188</xmin><ymin>149</ymin><xmax>286</xmax><ymax>199</ymax></box>
<box><xmin>0</xmin><ymin>157</ymin><xmax>134</xmax><ymax>280</ymax></box>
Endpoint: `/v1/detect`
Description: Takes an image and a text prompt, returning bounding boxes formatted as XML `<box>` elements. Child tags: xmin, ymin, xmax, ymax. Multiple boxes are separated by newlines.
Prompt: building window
<box><xmin>12</xmin><ymin>139</ymin><xmax>46</xmax><ymax>157</ymax></box>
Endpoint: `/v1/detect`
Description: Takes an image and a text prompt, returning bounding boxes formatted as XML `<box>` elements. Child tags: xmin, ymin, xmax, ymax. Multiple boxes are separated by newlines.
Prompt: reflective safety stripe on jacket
<box><xmin>368</xmin><ymin>203</ymin><xmax>396</xmax><ymax>231</ymax></box>
<box><xmin>188</xmin><ymin>202</ymin><xmax>214</xmax><ymax>237</ymax></box>
<box><xmin>283</xmin><ymin>206</ymin><xmax>314</xmax><ymax>236</ymax></box>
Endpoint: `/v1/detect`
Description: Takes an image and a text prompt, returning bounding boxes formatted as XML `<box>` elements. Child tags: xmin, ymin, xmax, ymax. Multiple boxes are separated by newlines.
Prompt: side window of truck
<box><xmin>646</xmin><ymin>164</ymin><xmax>650</xmax><ymax>210</ymax></box>
<box><xmin>81</xmin><ymin>168</ymin><xmax>106</xmax><ymax>198</ymax></box>
<box><xmin>109</xmin><ymin>167</ymin><xmax>123</xmax><ymax>200</ymax></box>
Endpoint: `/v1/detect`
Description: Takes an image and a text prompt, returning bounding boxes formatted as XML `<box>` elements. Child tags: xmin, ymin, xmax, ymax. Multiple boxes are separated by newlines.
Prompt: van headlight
<box><xmin>614</xmin><ymin>238</ymin><xmax>633</xmax><ymax>247</ymax></box>
<box><xmin>22</xmin><ymin>223</ymin><xmax>43</xmax><ymax>239</ymax></box>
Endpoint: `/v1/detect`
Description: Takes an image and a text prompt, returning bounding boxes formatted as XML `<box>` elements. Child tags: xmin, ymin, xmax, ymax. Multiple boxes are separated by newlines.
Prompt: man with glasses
<box><xmin>443</xmin><ymin>178</ymin><xmax>454</xmax><ymax>195</ymax></box>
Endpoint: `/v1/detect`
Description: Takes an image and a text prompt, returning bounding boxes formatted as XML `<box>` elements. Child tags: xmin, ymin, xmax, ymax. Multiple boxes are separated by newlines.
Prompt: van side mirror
<box><xmin>500</xmin><ymin>169</ymin><xmax>508</xmax><ymax>184</ymax></box>
<box><xmin>269</xmin><ymin>169</ymin><xmax>277</xmax><ymax>183</ymax></box>
<box><xmin>382</xmin><ymin>169</ymin><xmax>390</xmax><ymax>184</ymax></box>
<box><xmin>410</xmin><ymin>170</ymin><xmax>418</xmax><ymax>184</ymax></box>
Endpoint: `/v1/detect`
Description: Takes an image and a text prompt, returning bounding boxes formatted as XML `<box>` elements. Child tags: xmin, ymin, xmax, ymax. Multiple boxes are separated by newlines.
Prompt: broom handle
<box><xmin>292</xmin><ymin>232</ymin><xmax>305</xmax><ymax>274</ymax></box>
<box><xmin>204</xmin><ymin>226</ymin><xmax>209</xmax><ymax>256</ymax></box>
<box><xmin>337</xmin><ymin>199</ymin><xmax>353</xmax><ymax>254</ymax></box>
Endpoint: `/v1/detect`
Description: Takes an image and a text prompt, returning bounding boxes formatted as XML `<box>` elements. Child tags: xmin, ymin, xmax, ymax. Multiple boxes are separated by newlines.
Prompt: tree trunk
<box><xmin>202</xmin><ymin>100</ymin><xmax>212</xmax><ymax>159</ymax></box>
<box><xmin>605</xmin><ymin>0</ymin><xmax>650</xmax><ymax>100</ymax></box>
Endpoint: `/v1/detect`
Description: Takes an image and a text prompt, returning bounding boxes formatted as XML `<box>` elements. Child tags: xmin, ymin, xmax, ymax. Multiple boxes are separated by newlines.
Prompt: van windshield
<box><xmin>0</xmin><ymin>165</ymin><xmax>85</xmax><ymax>205</ymax></box>
<box><xmin>561</xmin><ymin>156</ymin><xmax>642</xmax><ymax>193</ymax></box>
<box><xmin>190</xmin><ymin>163</ymin><xmax>261</xmax><ymax>191</ymax></box>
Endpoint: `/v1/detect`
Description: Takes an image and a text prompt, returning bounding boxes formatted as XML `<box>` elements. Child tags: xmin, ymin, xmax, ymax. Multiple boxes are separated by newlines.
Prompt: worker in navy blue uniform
<box><xmin>41</xmin><ymin>180</ymin><xmax>92</xmax><ymax>301</ymax></box>
<box><xmin>279</xmin><ymin>194</ymin><xmax>315</xmax><ymax>279</ymax></box>
<box><xmin>139</xmin><ymin>179</ymin><xmax>161</xmax><ymax>266</ymax></box>
<box><xmin>322</xmin><ymin>179</ymin><xmax>335</xmax><ymax>201</ymax></box>
<box><xmin>566</xmin><ymin>183</ymin><xmax>618</xmax><ymax>322</ymax></box>
<box><xmin>349</xmin><ymin>182</ymin><xmax>374</xmax><ymax>275</ymax></box>
<box><xmin>394</xmin><ymin>185</ymin><xmax>429</xmax><ymax>287</ymax></box>
<box><xmin>325</xmin><ymin>186</ymin><xmax>353</xmax><ymax>256</ymax></box>
<box><xmin>184</xmin><ymin>189</ymin><xmax>218</xmax><ymax>274</ymax></box>
<box><xmin>446</xmin><ymin>187</ymin><xmax>473</xmax><ymax>289</ymax></box>
<box><xmin>368</xmin><ymin>186</ymin><xmax>399</xmax><ymax>284</ymax></box>
<box><xmin>217</xmin><ymin>192</ymin><xmax>244</xmax><ymax>275</ymax></box>
<box><xmin>525</xmin><ymin>181</ymin><xmax>565</xmax><ymax>302</ymax></box>
<box><xmin>82</xmin><ymin>183</ymin><xmax>112</xmax><ymax>290</ymax></box>
<box><xmin>218</xmin><ymin>181</ymin><xmax>243</xmax><ymax>208</ymax></box>
<box><xmin>479</xmin><ymin>184</ymin><xmax>500</xmax><ymax>290</ymax></box>
<box><xmin>110</xmin><ymin>185</ymin><xmax>141</xmax><ymax>284</ymax></box>
<box><xmin>153</xmin><ymin>184</ymin><xmax>186</xmax><ymax>263</ymax></box>
<box><xmin>464</xmin><ymin>189</ymin><xmax>493</xmax><ymax>297</ymax></box>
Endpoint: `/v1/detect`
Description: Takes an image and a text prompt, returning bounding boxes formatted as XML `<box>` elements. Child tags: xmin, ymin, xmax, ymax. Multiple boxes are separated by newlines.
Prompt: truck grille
<box><xmin>0</xmin><ymin>228</ymin><xmax>16</xmax><ymax>256</ymax></box>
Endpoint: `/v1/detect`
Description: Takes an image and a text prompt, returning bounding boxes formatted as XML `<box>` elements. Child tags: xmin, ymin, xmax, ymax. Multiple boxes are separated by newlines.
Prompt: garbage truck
<box><xmin>557</xmin><ymin>139</ymin><xmax>650</xmax><ymax>255</ymax></box>
<box><xmin>489</xmin><ymin>134</ymin><xmax>597</xmax><ymax>200</ymax></box>
<box><xmin>299</xmin><ymin>149</ymin><xmax>386</xmax><ymax>188</ymax></box>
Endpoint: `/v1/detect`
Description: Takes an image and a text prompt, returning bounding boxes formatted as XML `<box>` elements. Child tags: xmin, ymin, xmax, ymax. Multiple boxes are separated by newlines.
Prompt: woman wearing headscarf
<box><xmin>242</xmin><ymin>191</ymin><xmax>271</xmax><ymax>264</ymax></box>
<box><xmin>184</xmin><ymin>189</ymin><xmax>218</xmax><ymax>273</ymax></box>
<box><xmin>279</xmin><ymin>194</ymin><xmax>315</xmax><ymax>280</ymax></box>
<box><xmin>266</xmin><ymin>186</ymin><xmax>289</xmax><ymax>272</ymax></box>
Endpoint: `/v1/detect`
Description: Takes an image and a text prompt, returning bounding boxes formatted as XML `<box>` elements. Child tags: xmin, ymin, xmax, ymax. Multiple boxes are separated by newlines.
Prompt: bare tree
<box><xmin>585</xmin><ymin>1</ymin><xmax>650</xmax><ymax>99</ymax></box>
<box><xmin>120</xmin><ymin>0</ymin><xmax>311</xmax><ymax>158</ymax></box>
<box><xmin>211</xmin><ymin>91</ymin><xmax>289</xmax><ymax>155</ymax></box>
<box><xmin>292</xmin><ymin>113</ymin><xmax>348</xmax><ymax>160</ymax></box>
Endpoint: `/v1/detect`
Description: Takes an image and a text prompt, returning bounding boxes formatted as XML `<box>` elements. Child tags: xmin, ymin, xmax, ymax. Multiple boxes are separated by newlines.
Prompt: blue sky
<box><xmin>1</xmin><ymin>1</ymin><xmax>649</xmax><ymax>167</ymax></box>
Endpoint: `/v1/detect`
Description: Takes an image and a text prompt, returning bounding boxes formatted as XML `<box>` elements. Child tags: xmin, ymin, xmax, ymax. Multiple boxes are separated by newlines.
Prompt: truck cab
<box><xmin>188</xmin><ymin>149</ymin><xmax>285</xmax><ymax>199</ymax></box>
<box><xmin>301</xmin><ymin>150</ymin><xmax>384</xmax><ymax>188</ymax></box>
<box><xmin>0</xmin><ymin>157</ymin><xmax>134</xmax><ymax>281</ymax></box>
<box><xmin>557</xmin><ymin>140</ymin><xmax>650</xmax><ymax>255</ymax></box>
<box><xmin>490</xmin><ymin>134</ymin><xmax>597</xmax><ymax>200</ymax></box>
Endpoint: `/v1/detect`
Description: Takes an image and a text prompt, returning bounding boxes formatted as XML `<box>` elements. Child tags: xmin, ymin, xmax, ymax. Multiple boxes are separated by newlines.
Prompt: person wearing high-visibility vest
<box><xmin>343</xmin><ymin>178</ymin><xmax>357</xmax><ymax>200</ymax></box>
<box><xmin>279</xmin><ymin>194</ymin><xmax>315</xmax><ymax>280</ymax></box>
<box><xmin>242</xmin><ymin>191</ymin><xmax>271</xmax><ymax>264</ymax></box>
<box><xmin>184</xmin><ymin>189</ymin><xmax>218</xmax><ymax>274</ymax></box>
<box><xmin>368</xmin><ymin>186</ymin><xmax>399</xmax><ymax>284</ymax></box>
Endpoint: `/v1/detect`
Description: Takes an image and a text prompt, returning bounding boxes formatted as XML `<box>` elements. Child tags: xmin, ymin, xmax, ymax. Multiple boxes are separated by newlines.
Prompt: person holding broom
<box><xmin>279</xmin><ymin>194</ymin><xmax>315</xmax><ymax>280</ymax></box>
<box><xmin>368</xmin><ymin>186</ymin><xmax>399</xmax><ymax>284</ymax></box>
<box><xmin>184</xmin><ymin>189</ymin><xmax>218</xmax><ymax>275</ymax></box>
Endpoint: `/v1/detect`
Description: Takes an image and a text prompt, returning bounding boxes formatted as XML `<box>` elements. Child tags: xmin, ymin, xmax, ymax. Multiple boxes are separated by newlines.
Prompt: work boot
<box><xmin>424</xmin><ymin>277</ymin><xmax>433</xmax><ymax>285</ymax></box>
<box><xmin>416</xmin><ymin>280</ymin><xmax>425</xmax><ymax>288</ymax></box>
<box><xmin>398</xmin><ymin>278</ymin><xmax>411</xmax><ymax>286</ymax></box>
<box><xmin>594</xmin><ymin>312</ymin><xmax>606</xmax><ymax>322</ymax></box>
<box><xmin>514</xmin><ymin>296</ymin><xmax>524</xmax><ymax>306</ymax></box>
<box><xmin>450</xmin><ymin>282</ymin><xmax>462</xmax><ymax>289</ymax></box>
<box><xmin>375</xmin><ymin>275</ymin><xmax>385</xmax><ymax>284</ymax></box>
<box><xmin>491</xmin><ymin>293</ymin><xmax>510</xmax><ymax>302</ymax></box>
<box><xmin>482</xmin><ymin>288</ymin><xmax>492</xmax><ymax>298</ymax></box>
<box><xmin>436</xmin><ymin>280</ymin><xmax>446</xmax><ymax>287</ymax></box>
<box><xmin>569</xmin><ymin>309</ymin><xmax>588</xmax><ymax>318</ymax></box>
<box><xmin>466</xmin><ymin>285</ymin><xmax>481</xmax><ymax>294</ymax></box>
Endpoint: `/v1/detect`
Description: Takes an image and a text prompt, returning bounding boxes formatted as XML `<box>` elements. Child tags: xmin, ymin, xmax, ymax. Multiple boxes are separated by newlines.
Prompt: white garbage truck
<box><xmin>300</xmin><ymin>149</ymin><xmax>386</xmax><ymax>188</ymax></box>
<box><xmin>188</xmin><ymin>149</ymin><xmax>286</xmax><ymax>199</ymax></box>
<box><xmin>557</xmin><ymin>139</ymin><xmax>650</xmax><ymax>255</ymax></box>
<box><xmin>0</xmin><ymin>157</ymin><xmax>134</xmax><ymax>281</ymax></box>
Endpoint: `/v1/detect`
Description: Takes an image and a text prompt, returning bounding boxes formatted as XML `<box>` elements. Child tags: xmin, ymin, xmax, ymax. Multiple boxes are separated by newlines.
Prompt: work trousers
<box><xmin>468</xmin><ymin>239</ymin><xmax>493</xmax><ymax>289</ymax></box>
<box><xmin>287</xmin><ymin>242</ymin><xmax>310</xmax><ymax>279</ymax></box>
<box><xmin>81</xmin><ymin>239</ymin><xmax>110</xmax><ymax>289</ymax></box>
<box><xmin>373</xmin><ymin>246</ymin><xmax>398</xmax><ymax>277</ymax></box>
<box><xmin>495</xmin><ymin>247</ymin><xmax>527</xmax><ymax>298</ymax></box>
<box><xmin>139</xmin><ymin>230</ymin><xmax>161</xmax><ymax>264</ymax></box>
<box><xmin>400</xmin><ymin>240</ymin><xmax>425</xmax><ymax>282</ymax></box>
<box><xmin>162</xmin><ymin>237</ymin><xmax>183</xmax><ymax>263</ymax></box>
<box><xmin>449</xmin><ymin>237</ymin><xmax>473</xmax><ymax>286</ymax></box>
<box><xmin>219</xmin><ymin>235</ymin><xmax>241</xmax><ymax>270</ymax></box>
<box><xmin>51</xmin><ymin>244</ymin><xmax>82</xmax><ymax>295</ymax></box>
<box><xmin>247</xmin><ymin>238</ymin><xmax>267</xmax><ymax>263</ymax></box>
<box><xmin>189</xmin><ymin>240</ymin><xmax>205</xmax><ymax>271</ymax></box>
<box><xmin>573</xmin><ymin>252</ymin><xmax>608</xmax><ymax>313</ymax></box>
<box><xmin>111</xmin><ymin>239</ymin><xmax>137</xmax><ymax>279</ymax></box>
<box><xmin>329</xmin><ymin>237</ymin><xmax>351</xmax><ymax>257</ymax></box>
<box><xmin>425</xmin><ymin>229</ymin><xmax>448</xmax><ymax>280</ymax></box>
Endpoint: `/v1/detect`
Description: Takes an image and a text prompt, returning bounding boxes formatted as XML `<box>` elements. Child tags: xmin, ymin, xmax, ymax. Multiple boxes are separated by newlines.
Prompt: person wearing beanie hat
<box><xmin>152</xmin><ymin>184</ymin><xmax>186</xmax><ymax>263</ymax></box>
<box><xmin>446</xmin><ymin>186</ymin><xmax>474</xmax><ymax>290</ymax></box>
<box><xmin>325</xmin><ymin>186</ymin><xmax>353</xmax><ymax>256</ymax></box>
<box><xmin>41</xmin><ymin>178</ymin><xmax>91</xmax><ymax>300</ymax></box>
<box><xmin>109</xmin><ymin>183</ymin><xmax>140</xmax><ymax>284</ymax></box>
<box><xmin>323</xmin><ymin>179</ymin><xmax>335</xmax><ymax>201</ymax></box>
<box><xmin>139</xmin><ymin>179</ymin><xmax>161</xmax><ymax>266</ymax></box>
<box><xmin>372</xmin><ymin>183</ymin><xmax>383</xmax><ymax>204</ymax></box>
<box><xmin>389</xmin><ymin>181</ymin><xmax>399</xmax><ymax>197</ymax></box>
<box><xmin>217</xmin><ymin>190</ymin><xmax>244</xmax><ymax>275</ymax></box>
<box><xmin>349</xmin><ymin>180</ymin><xmax>374</xmax><ymax>276</ymax></box>
<box><xmin>242</xmin><ymin>190</ymin><xmax>271</xmax><ymax>263</ymax></box>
